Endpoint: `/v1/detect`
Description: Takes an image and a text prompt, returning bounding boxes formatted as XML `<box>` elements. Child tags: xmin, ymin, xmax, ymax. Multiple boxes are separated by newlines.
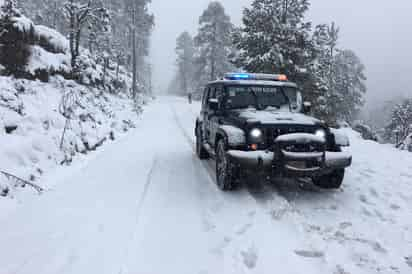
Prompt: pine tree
<box><xmin>385</xmin><ymin>99</ymin><xmax>412</xmax><ymax>145</ymax></box>
<box><xmin>309</xmin><ymin>22</ymin><xmax>340</xmax><ymax>123</ymax></box>
<box><xmin>194</xmin><ymin>1</ymin><xmax>234</xmax><ymax>85</ymax></box>
<box><xmin>175</xmin><ymin>31</ymin><xmax>195</xmax><ymax>95</ymax></box>
<box><xmin>332</xmin><ymin>49</ymin><xmax>367</xmax><ymax>122</ymax></box>
<box><xmin>233</xmin><ymin>0</ymin><xmax>313</xmax><ymax>83</ymax></box>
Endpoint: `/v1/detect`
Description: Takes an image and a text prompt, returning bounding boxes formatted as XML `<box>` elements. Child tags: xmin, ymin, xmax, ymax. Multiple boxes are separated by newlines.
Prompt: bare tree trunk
<box><xmin>131</xmin><ymin>3</ymin><xmax>137</xmax><ymax>99</ymax></box>
<box><xmin>132</xmin><ymin>29</ymin><xmax>137</xmax><ymax>98</ymax></box>
<box><xmin>116</xmin><ymin>59</ymin><xmax>120</xmax><ymax>81</ymax></box>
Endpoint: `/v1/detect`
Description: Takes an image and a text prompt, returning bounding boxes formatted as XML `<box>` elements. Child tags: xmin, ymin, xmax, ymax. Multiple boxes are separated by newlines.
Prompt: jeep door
<box><xmin>201</xmin><ymin>86</ymin><xmax>212</xmax><ymax>143</ymax></box>
<box><xmin>208</xmin><ymin>85</ymin><xmax>224</xmax><ymax>147</ymax></box>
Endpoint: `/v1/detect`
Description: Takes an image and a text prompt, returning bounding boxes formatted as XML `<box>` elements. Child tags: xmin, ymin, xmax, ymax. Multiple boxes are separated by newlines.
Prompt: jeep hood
<box><xmin>234</xmin><ymin>108</ymin><xmax>321</xmax><ymax>126</ymax></box>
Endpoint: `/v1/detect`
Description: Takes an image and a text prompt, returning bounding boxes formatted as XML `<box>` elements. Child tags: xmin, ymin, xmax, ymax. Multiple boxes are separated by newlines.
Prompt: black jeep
<box><xmin>195</xmin><ymin>73</ymin><xmax>352</xmax><ymax>191</ymax></box>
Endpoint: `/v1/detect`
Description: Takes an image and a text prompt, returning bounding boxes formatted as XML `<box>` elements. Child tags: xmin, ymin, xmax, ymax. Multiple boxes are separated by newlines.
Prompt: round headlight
<box><xmin>249</xmin><ymin>128</ymin><xmax>263</xmax><ymax>142</ymax></box>
<box><xmin>315</xmin><ymin>129</ymin><xmax>326</xmax><ymax>140</ymax></box>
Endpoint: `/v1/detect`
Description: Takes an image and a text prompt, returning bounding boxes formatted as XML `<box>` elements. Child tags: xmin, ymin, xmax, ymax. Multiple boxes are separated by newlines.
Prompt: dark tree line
<box><xmin>14</xmin><ymin>0</ymin><xmax>154</xmax><ymax>96</ymax></box>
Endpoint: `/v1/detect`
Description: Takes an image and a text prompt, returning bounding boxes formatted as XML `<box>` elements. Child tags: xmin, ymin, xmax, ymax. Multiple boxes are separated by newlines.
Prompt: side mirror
<box><xmin>208</xmin><ymin>98</ymin><xmax>219</xmax><ymax>111</ymax></box>
<box><xmin>303</xmin><ymin>101</ymin><xmax>312</xmax><ymax>114</ymax></box>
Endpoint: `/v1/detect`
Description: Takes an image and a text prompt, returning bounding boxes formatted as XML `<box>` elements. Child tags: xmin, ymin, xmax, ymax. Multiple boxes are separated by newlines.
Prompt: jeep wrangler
<box><xmin>195</xmin><ymin>73</ymin><xmax>352</xmax><ymax>191</ymax></box>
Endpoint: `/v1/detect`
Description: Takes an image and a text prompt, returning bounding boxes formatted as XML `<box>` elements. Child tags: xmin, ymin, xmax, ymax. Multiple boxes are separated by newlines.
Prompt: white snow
<box><xmin>275</xmin><ymin>132</ymin><xmax>325</xmax><ymax>143</ymax></box>
<box><xmin>219</xmin><ymin>125</ymin><xmax>246</xmax><ymax>145</ymax></box>
<box><xmin>0</xmin><ymin>75</ymin><xmax>143</xmax><ymax>204</ymax></box>
<box><xmin>239</xmin><ymin>108</ymin><xmax>320</xmax><ymax>125</ymax></box>
<box><xmin>0</xmin><ymin>96</ymin><xmax>411</xmax><ymax>274</ymax></box>
<box><xmin>35</xmin><ymin>25</ymin><xmax>70</xmax><ymax>53</ymax></box>
<box><xmin>26</xmin><ymin>45</ymin><xmax>70</xmax><ymax>73</ymax></box>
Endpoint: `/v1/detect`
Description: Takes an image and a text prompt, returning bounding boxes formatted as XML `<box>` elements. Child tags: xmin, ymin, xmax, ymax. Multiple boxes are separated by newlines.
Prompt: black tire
<box><xmin>196</xmin><ymin>127</ymin><xmax>209</xmax><ymax>160</ymax></box>
<box><xmin>313</xmin><ymin>169</ymin><xmax>345</xmax><ymax>189</ymax></box>
<box><xmin>215</xmin><ymin>139</ymin><xmax>236</xmax><ymax>191</ymax></box>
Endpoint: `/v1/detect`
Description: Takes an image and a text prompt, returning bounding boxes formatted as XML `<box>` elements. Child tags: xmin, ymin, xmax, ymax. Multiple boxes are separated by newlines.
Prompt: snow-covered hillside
<box><xmin>0</xmin><ymin>7</ymin><xmax>147</xmax><ymax>203</ymax></box>
<box><xmin>0</xmin><ymin>97</ymin><xmax>411</xmax><ymax>274</ymax></box>
<box><xmin>0</xmin><ymin>75</ymin><xmax>144</xmax><ymax>199</ymax></box>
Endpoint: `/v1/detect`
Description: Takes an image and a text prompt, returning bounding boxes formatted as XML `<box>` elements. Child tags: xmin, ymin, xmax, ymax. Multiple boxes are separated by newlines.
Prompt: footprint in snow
<box><xmin>405</xmin><ymin>256</ymin><xmax>412</xmax><ymax>268</ymax></box>
<box><xmin>294</xmin><ymin>250</ymin><xmax>324</xmax><ymax>258</ymax></box>
<box><xmin>359</xmin><ymin>194</ymin><xmax>373</xmax><ymax>205</ymax></box>
<box><xmin>400</xmin><ymin>173</ymin><xmax>412</xmax><ymax>178</ymax></box>
<box><xmin>335</xmin><ymin>265</ymin><xmax>350</xmax><ymax>274</ymax></box>
<box><xmin>241</xmin><ymin>247</ymin><xmax>258</xmax><ymax>269</ymax></box>
<box><xmin>390</xmin><ymin>204</ymin><xmax>401</xmax><ymax>210</ymax></box>
<box><xmin>339</xmin><ymin>222</ymin><xmax>352</xmax><ymax>230</ymax></box>
<box><xmin>236</xmin><ymin>223</ymin><xmax>252</xmax><ymax>235</ymax></box>
<box><xmin>369</xmin><ymin>187</ymin><xmax>379</xmax><ymax>198</ymax></box>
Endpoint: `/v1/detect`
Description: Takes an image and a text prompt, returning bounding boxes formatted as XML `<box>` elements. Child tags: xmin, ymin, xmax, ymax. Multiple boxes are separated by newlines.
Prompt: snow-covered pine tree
<box><xmin>233</xmin><ymin>0</ymin><xmax>313</xmax><ymax>84</ymax></box>
<box><xmin>309</xmin><ymin>22</ymin><xmax>340</xmax><ymax>123</ymax></box>
<box><xmin>175</xmin><ymin>31</ymin><xmax>196</xmax><ymax>96</ymax></box>
<box><xmin>332</xmin><ymin>49</ymin><xmax>366</xmax><ymax>123</ymax></box>
<box><xmin>63</xmin><ymin>0</ymin><xmax>110</xmax><ymax>76</ymax></box>
<box><xmin>0</xmin><ymin>0</ymin><xmax>31</xmax><ymax>75</ymax></box>
<box><xmin>385</xmin><ymin>98</ymin><xmax>412</xmax><ymax>145</ymax></box>
<box><xmin>194</xmin><ymin>1</ymin><xmax>234</xmax><ymax>86</ymax></box>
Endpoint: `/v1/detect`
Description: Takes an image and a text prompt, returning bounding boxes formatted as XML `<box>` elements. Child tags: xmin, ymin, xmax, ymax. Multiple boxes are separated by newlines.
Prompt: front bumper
<box><xmin>227</xmin><ymin>149</ymin><xmax>352</xmax><ymax>177</ymax></box>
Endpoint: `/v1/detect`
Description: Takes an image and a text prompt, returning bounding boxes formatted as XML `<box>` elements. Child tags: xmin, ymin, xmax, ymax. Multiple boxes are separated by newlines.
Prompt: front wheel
<box><xmin>215</xmin><ymin>140</ymin><xmax>236</xmax><ymax>191</ymax></box>
<box><xmin>312</xmin><ymin>169</ymin><xmax>345</xmax><ymax>189</ymax></box>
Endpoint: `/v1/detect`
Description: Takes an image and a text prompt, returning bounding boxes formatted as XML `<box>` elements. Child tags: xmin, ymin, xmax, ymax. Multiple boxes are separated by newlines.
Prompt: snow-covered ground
<box><xmin>0</xmin><ymin>96</ymin><xmax>411</xmax><ymax>274</ymax></box>
<box><xmin>0</xmin><ymin>75</ymin><xmax>143</xmax><ymax>208</ymax></box>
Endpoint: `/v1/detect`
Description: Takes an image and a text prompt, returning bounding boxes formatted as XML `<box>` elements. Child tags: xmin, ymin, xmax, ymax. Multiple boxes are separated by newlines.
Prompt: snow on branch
<box><xmin>0</xmin><ymin>170</ymin><xmax>44</xmax><ymax>194</ymax></box>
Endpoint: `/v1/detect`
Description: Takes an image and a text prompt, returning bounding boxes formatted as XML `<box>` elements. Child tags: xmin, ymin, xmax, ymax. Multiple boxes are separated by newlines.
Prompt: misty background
<box><xmin>150</xmin><ymin>0</ymin><xmax>412</xmax><ymax>111</ymax></box>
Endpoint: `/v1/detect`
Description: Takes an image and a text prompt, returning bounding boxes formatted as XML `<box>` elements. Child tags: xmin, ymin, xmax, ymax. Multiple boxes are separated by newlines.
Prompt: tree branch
<box><xmin>0</xmin><ymin>171</ymin><xmax>44</xmax><ymax>194</ymax></box>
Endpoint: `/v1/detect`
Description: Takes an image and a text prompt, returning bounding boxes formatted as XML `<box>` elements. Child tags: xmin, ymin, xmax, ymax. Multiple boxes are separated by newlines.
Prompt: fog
<box><xmin>150</xmin><ymin>0</ymin><xmax>412</xmax><ymax>109</ymax></box>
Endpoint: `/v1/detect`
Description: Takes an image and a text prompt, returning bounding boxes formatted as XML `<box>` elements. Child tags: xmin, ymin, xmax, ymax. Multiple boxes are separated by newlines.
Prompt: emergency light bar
<box><xmin>224</xmin><ymin>73</ymin><xmax>288</xmax><ymax>82</ymax></box>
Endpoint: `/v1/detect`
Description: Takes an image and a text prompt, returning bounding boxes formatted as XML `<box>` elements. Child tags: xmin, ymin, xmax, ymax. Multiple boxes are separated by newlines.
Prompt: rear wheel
<box><xmin>196</xmin><ymin>127</ymin><xmax>209</xmax><ymax>160</ymax></box>
<box><xmin>216</xmin><ymin>139</ymin><xmax>236</xmax><ymax>191</ymax></box>
<box><xmin>313</xmin><ymin>169</ymin><xmax>345</xmax><ymax>189</ymax></box>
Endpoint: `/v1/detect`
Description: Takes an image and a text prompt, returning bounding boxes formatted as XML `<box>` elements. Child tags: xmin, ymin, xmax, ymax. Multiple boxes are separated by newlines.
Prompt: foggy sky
<box><xmin>150</xmin><ymin>0</ymin><xmax>412</xmax><ymax>108</ymax></box>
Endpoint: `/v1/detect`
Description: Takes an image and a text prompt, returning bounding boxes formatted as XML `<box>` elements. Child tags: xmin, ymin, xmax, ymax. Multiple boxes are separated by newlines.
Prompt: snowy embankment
<box><xmin>0</xmin><ymin>75</ymin><xmax>143</xmax><ymax>209</ymax></box>
<box><xmin>0</xmin><ymin>11</ymin><xmax>146</xmax><ymax>209</ymax></box>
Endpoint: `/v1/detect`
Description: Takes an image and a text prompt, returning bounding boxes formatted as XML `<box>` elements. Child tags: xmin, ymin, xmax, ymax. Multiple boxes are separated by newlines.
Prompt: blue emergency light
<box><xmin>224</xmin><ymin>73</ymin><xmax>288</xmax><ymax>82</ymax></box>
<box><xmin>224</xmin><ymin>73</ymin><xmax>254</xmax><ymax>80</ymax></box>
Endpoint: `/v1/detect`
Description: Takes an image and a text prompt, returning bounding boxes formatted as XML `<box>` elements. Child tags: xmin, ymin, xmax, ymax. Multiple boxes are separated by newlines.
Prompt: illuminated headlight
<box><xmin>314</xmin><ymin>129</ymin><xmax>327</xmax><ymax>140</ymax></box>
<box><xmin>249</xmin><ymin>128</ymin><xmax>263</xmax><ymax>143</ymax></box>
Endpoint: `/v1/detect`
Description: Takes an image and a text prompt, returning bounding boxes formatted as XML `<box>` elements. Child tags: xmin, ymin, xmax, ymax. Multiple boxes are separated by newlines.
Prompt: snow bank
<box><xmin>26</xmin><ymin>45</ymin><xmax>70</xmax><ymax>74</ymax></box>
<box><xmin>34</xmin><ymin>25</ymin><xmax>69</xmax><ymax>53</ymax></box>
<box><xmin>0</xmin><ymin>75</ymin><xmax>145</xmax><ymax>202</ymax></box>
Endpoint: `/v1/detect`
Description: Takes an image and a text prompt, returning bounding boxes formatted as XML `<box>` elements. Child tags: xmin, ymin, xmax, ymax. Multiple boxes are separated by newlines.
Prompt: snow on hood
<box><xmin>237</xmin><ymin>108</ymin><xmax>321</xmax><ymax>126</ymax></box>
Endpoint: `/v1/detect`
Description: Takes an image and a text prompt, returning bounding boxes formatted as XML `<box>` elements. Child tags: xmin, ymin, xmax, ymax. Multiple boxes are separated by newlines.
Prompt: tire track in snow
<box><xmin>118</xmin><ymin>157</ymin><xmax>158</xmax><ymax>274</ymax></box>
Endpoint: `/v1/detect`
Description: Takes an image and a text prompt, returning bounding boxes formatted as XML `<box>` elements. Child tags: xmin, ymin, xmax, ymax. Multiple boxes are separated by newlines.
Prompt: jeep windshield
<box><xmin>225</xmin><ymin>85</ymin><xmax>301</xmax><ymax>112</ymax></box>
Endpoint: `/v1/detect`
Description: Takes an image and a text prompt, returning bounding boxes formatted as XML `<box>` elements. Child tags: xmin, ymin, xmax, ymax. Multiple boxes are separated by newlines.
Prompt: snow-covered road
<box><xmin>1</xmin><ymin>97</ymin><xmax>412</xmax><ymax>274</ymax></box>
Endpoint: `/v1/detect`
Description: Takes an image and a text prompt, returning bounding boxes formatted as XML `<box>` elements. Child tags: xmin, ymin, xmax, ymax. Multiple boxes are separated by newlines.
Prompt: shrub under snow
<box><xmin>0</xmin><ymin>74</ymin><xmax>146</xmax><ymax>199</ymax></box>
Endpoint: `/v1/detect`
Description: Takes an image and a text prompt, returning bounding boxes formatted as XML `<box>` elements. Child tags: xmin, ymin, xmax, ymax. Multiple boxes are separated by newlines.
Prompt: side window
<box><xmin>209</xmin><ymin>86</ymin><xmax>217</xmax><ymax>100</ymax></box>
